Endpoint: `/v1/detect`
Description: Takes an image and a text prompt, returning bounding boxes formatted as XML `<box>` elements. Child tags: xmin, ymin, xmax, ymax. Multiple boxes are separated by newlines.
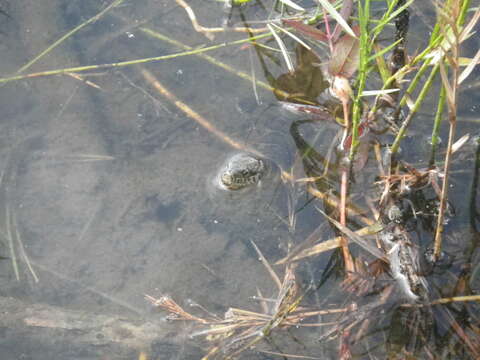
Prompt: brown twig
<box><xmin>144</xmin><ymin>294</ymin><xmax>210</xmax><ymax>323</ymax></box>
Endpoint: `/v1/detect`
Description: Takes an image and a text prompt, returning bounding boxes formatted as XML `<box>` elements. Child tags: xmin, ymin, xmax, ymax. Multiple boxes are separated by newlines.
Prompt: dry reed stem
<box><xmin>318</xmin><ymin>209</ymin><xmax>387</xmax><ymax>261</ymax></box>
<box><xmin>276</xmin><ymin>222</ymin><xmax>382</xmax><ymax>264</ymax></box>
<box><xmin>307</xmin><ymin>186</ymin><xmax>373</xmax><ymax>226</ymax></box>
<box><xmin>144</xmin><ymin>294</ymin><xmax>209</xmax><ymax>323</ymax></box>
<box><xmin>433</xmin><ymin>1</ymin><xmax>465</xmax><ymax>261</ymax></box>
<box><xmin>250</xmin><ymin>240</ymin><xmax>282</xmax><ymax>289</ymax></box>
<box><xmin>145</xmin><ymin>286</ymin><xmax>353</xmax><ymax>359</ymax></box>
<box><xmin>140</xmin><ymin>67</ymin><xmax>263</xmax><ymax>157</ymax></box>
<box><xmin>339</xmin><ymin>169</ymin><xmax>355</xmax><ymax>274</ymax></box>
<box><xmin>176</xmin><ymin>0</ymin><xmax>267</xmax><ymax>41</ymax></box>
<box><xmin>433</xmin><ymin>100</ymin><xmax>455</xmax><ymax>259</ymax></box>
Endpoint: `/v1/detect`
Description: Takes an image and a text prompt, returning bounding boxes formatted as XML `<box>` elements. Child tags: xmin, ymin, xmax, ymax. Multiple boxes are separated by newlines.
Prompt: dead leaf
<box><xmin>282</xmin><ymin>19</ymin><xmax>329</xmax><ymax>43</ymax></box>
<box><xmin>328</xmin><ymin>26</ymin><xmax>360</xmax><ymax>78</ymax></box>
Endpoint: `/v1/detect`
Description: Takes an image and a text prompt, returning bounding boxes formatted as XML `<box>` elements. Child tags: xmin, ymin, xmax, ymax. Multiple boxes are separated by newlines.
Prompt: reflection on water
<box><xmin>0</xmin><ymin>0</ymin><xmax>479</xmax><ymax>359</ymax></box>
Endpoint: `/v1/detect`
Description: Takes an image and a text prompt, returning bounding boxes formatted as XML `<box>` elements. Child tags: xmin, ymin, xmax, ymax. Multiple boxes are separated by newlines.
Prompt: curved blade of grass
<box><xmin>459</xmin><ymin>48</ymin><xmax>480</xmax><ymax>84</ymax></box>
<box><xmin>279</xmin><ymin>0</ymin><xmax>305</xmax><ymax>12</ymax></box>
<box><xmin>371</xmin><ymin>0</ymin><xmax>414</xmax><ymax>35</ymax></box>
<box><xmin>14</xmin><ymin>211</ymin><xmax>39</xmax><ymax>283</ymax></box>
<box><xmin>269</xmin><ymin>22</ymin><xmax>311</xmax><ymax>51</ymax></box>
<box><xmin>361</xmin><ymin>88</ymin><xmax>399</xmax><ymax>97</ymax></box>
<box><xmin>317</xmin><ymin>0</ymin><xmax>357</xmax><ymax>39</ymax></box>
<box><xmin>267</xmin><ymin>23</ymin><xmax>294</xmax><ymax>73</ymax></box>
<box><xmin>367</xmin><ymin>37</ymin><xmax>403</xmax><ymax>63</ymax></box>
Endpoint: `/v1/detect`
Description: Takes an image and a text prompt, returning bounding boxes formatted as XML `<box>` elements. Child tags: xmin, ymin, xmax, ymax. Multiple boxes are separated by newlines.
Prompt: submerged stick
<box><xmin>0</xmin><ymin>295</ymin><xmax>166</xmax><ymax>349</ymax></box>
<box><xmin>140</xmin><ymin>67</ymin><xmax>262</xmax><ymax>156</ymax></box>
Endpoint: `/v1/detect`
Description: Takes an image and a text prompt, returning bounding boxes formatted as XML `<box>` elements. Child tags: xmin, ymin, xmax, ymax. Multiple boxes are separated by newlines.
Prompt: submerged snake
<box><xmin>214</xmin><ymin>152</ymin><xmax>270</xmax><ymax>192</ymax></box>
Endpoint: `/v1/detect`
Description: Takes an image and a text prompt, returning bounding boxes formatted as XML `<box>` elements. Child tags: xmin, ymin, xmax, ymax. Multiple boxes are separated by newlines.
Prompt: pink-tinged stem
<box><xmin>322</xmin><ymin>8</ymin><xmax>334</xmax><ymax>53</ymax></box>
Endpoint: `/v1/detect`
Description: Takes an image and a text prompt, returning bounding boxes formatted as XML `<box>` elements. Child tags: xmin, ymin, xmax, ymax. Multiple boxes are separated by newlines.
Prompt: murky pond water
<box><xmin>0</xmin><ymin>1</ymin><xmax>479</xmax><ymax>359</ymax></box>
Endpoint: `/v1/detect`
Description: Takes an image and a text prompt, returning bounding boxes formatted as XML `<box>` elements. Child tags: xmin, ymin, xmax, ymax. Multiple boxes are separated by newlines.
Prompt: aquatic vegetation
<box><xmin>1</xmin><ymin>0</ymin><xmax>480</xmax><ymax>359</ymax></box>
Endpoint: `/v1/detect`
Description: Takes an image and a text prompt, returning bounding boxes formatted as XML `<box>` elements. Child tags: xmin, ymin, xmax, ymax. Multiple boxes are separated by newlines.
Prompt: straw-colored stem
<box><xmin>307</xmin><ymin>186</ymin><xmax>372</xmax><ymax>225</ymax></box>
<box><xmin>339</xmin><ymin>169</ymin><xmax>355</xmax><ymax>274</ymax></box>
<box><xmin>0</xmin><ymin>32</ymin><xmax>273</xmax><ymax>84</ymax></box>
<box><xmin>433</xmin><ymin>91</ymin><xmax>457</xmax><ymax>260</ymax></box>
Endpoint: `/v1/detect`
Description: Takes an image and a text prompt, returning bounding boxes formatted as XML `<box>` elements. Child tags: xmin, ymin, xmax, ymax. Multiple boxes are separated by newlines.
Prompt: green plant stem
<box><xmin>0</xmin><ymin>32</ymin><xmax>272</xmax><ymax>84</ymax></box>
<box><xmin>350</xmin><ymin>0</ymin><xmax>370</xmax><ymax>158</ymax></box>
<box><xmin>369</xmin><ymin>28</ymin><xmax>444</xmax><ymax>117</ymax></box>
<box><xmin>390</xmin><ymin>63</ymin><xmax>439</xmax><ymax>154</ymax></box>
<box><xmin>431</xmin><ymin>85</ymin><xmax>446</xmax><ymax>149</ymax></box>
<box><xmin>398</xmin><ymin>59</ymin><xmax>432</xmax><ymax>107</ymax></box>
<box><xmin>458</xmin><ymin>0</ymin><xmax>472</xmax><ymax>26</ymax></box>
